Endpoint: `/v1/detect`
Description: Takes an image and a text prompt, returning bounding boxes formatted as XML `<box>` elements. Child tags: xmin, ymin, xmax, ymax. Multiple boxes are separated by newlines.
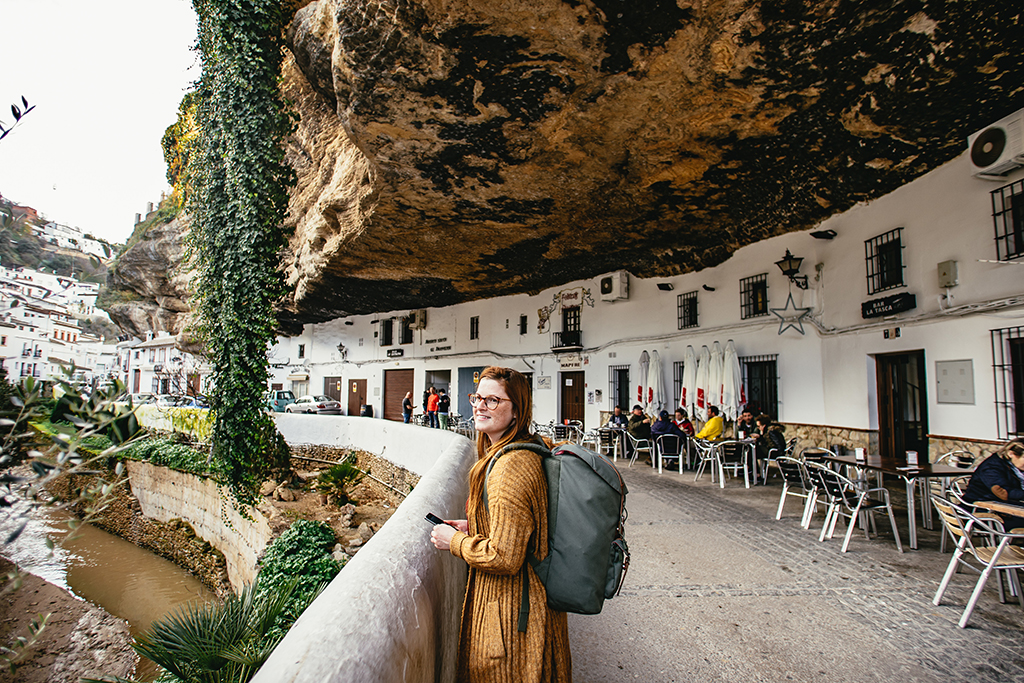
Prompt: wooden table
<box><xmin>820</xmin><ymin>454</ymin><xmax>976</xmax><ymax>549</ymax></box>
<box><xmin>972</xmin><ymin>499</ymin><xmax>1024</xmax><ymax>519</ymax></box>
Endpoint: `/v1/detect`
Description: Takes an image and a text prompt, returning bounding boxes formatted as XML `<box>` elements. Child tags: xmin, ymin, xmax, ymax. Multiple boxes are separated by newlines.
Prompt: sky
<box><xmin>0</xmin><ymin>0</ymin><xmax>199</xmax><ymax>244</ymax></box>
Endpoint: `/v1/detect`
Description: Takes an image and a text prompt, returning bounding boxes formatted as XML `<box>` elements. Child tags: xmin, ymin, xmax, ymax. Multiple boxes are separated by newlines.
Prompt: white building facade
<box><xmin>269</xmin><ymin>148</ymin><xmax>1023</xmax><ymax>459</ymax></box>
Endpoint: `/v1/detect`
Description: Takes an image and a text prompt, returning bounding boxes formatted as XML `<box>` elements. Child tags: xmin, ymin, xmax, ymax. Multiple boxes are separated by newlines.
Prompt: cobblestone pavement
<box><xmin>568</xmin><ymin>463</ymin><xmax>1024</xmax><ymax>682</ymax></box>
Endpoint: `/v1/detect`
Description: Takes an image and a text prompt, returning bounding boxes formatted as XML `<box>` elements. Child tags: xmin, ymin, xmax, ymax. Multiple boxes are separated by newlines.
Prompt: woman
<box><xmin>430</xmin><ymin>366</ymin><xmax>571</xmax><ymax>682</ymax></box>
<box><xmin>962</xmin><ymin>438</ymin><xmax>1024</xmax><ymax>531</ymax></box>
<box><xmin>673</xmin><ymin>408</ymin><xmax>695</xmax><ymax>437</ymax></box>
<box><xmin>752</xmin><ymin>414</ymin><xmax>786</xmax><ymax>484</ymax></box>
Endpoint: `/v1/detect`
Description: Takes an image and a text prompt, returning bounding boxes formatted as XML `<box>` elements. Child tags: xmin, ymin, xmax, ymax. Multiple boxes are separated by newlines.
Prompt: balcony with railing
<box><xmin>550</xmin><ymin>329</ymin><xmax>583</xmax><ymax>352</ymax></box>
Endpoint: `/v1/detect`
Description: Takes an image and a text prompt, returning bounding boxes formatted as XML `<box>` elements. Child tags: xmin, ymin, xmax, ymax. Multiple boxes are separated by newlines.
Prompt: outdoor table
<box><xmin>712</xmin><ymin>438</ymin><xmax>756</xmax><ymax>489</ymax></box>
<box><xmin>971</xmin><ymin>499</ymin><xmax>1024</xmax><ymax>523</ymax></box>
<box><xmin>820</xmin><ymin>453</ymin><xmax>976</xmax><ymax>550</ymax></box>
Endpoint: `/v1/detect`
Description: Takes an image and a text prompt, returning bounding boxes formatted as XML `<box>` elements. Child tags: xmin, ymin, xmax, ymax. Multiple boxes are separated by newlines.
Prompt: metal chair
<box><xmin>931</xmin><ymin>494</ymin><xmax>1024</xmax><ymax>628</ymax></box>
<box><xmin>626</xmin><ymin>432</ymin><xmax>653</xmax><ymax>468</ymax></box>
<box><xmin>655</xmin><ymin>434</ymin><xmax>683</xmax><ymax>474</ymax></box>
<box><xmin>761</xmin><ymin>436</ymin><xmax>797</xmax><ymax>484</ymax></box>
<box><xmin>692</xmin><ymin>438</ymin><xmax>717</xmax><ymax>483</ymax></box>
<box><xmin>920</xmin><ymin>450</ymin><xmax>978</xmax><ymax>532</ymax></box>
<box><xmin>715</xmin><ymin>440</ymin><xmax>751</xmax><ymax>488</ymax></box>
<box><xmin>807</xmin><ymin>463</ymin><xmax>903</xmax><ymax>553</ymax></box>
<box><xmin>775</xmin><ymin>456</ymin><xmax>817</xmax><ymax>528</ymax></box>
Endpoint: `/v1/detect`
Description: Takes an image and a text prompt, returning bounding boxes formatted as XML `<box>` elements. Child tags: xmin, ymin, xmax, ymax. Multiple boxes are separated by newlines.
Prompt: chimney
<box><xmin>135</xmin><ymin>213</ymin><xmax>141</xmax><ymax>225</ymax></box>
<box><xmin>146</xmin><ymin>202</ymin><xmax>154</xmax><ymax>214</ymax></box>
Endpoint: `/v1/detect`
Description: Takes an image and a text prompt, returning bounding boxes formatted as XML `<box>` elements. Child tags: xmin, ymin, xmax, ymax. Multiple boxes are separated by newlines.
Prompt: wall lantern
<box><xmin>774</xmin><ymin>249</ymin><xmax>809</xmax><ymax>289</ymax></box>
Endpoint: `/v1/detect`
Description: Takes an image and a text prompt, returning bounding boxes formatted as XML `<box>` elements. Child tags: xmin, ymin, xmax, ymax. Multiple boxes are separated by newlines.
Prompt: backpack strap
<box><xmin>483</xmin><ymin>441</ymin><xmax>551</xmax><ymax>632</ymax></box>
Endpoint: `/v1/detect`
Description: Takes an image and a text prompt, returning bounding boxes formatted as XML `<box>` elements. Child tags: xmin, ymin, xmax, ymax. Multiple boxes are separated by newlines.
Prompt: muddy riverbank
<box><xmin>0</xmin><ymin>558</ymin><xmax>137</xmax><ymax>683</ymax></box>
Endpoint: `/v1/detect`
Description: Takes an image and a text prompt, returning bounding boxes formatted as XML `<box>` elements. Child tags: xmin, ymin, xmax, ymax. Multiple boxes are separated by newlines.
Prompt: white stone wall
<box><xmin>126</xmin><ymin>460</ymin><xmax>272</xmax><ymax>589</ymax></box>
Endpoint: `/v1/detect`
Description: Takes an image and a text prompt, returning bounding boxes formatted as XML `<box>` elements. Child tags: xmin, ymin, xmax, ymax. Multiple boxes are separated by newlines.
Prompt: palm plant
<box><xmin>86</xmin><ymin>576</ymin><xmax>315</xmax><ymax>683</ymax></box>
<box><xmin>312</xmin><ymin>461</ymin><xmax>364</xmax><ymax>506</ymax></box>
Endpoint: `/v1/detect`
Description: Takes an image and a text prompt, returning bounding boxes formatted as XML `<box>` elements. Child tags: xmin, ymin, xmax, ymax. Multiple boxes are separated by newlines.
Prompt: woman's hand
<box><xmin>430</xmin><ymin>519</ymin><xmax>467</xmax><ymax>551</ymax></box>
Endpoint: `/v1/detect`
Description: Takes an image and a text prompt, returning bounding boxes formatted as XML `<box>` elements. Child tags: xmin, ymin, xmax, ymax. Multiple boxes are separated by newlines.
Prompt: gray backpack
<box><xmin>486</xmin><ymin>441</ymin><xmax>630</xmax><ymax>631</ymax></box>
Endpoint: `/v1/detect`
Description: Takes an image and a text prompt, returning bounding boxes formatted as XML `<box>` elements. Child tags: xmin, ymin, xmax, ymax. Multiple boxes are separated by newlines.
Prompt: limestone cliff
<box><xmin>112</xmin><ymin>0</ymin><xmax>1024</xmax><ymax>334</ymax></box>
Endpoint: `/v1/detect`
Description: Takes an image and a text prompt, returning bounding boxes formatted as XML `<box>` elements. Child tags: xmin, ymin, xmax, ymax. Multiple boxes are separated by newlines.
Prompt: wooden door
<box><xmin>560</xmin><ymin>371</ymin><xmax>585</xmax><ymax>427</ymax></box>
<box><xmin>132</xmin><ymin>369</ymin><xmax>140</xmax><ymax>393</ymax></box>
<box><xmin>384</xmin><ymin>369</ymin><xmax>414</xmax><ymax>421</ymax></box>
<box><xmin>323</xmin><ymin>376</ymin><xmax>343</xmax><ymax>402</ymax></box>
<box><xmin>348</xmin><ymin>379</ymin><xmax>367</xmax><ymax>417</ymax></box>
<box><xmin>876</xmin><ymin>351</ymin><xmax>928</xmax><ymax>462</ymax></box>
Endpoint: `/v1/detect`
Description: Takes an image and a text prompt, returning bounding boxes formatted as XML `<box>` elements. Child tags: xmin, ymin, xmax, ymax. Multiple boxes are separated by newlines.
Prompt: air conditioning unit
<box><xmin>599</xmin><ymin>271</ymin><xmax>629</xmax><ymax>302</ymax></box>
<box><xmin>968</xmin><ymin>109</ymin><xmax>1024</xmax><ymax>179</ymax></box>
<box><xmin>409</xmin><ymin>309</ymin><xmax>427</xmax><ymax>329</ymax></box>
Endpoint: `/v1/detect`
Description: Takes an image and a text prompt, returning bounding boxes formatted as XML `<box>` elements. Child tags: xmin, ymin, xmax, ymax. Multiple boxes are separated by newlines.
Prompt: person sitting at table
<box><xmin>651</xmin><ymin>410</ymin><xmax>685</xmax><ymax>441</ymax></box>
<box><xmin>735</xmin><ymin>407</ymin><xmax>757</xmax><ymax>439</ymax></box>
<box><xmin>673</xmin><ymin>408</ymin><xmax>695</xmax><ymax>437</ymax></box>
<box><xmin>608</xmin><ymin>405</ymin><xmax>629</xmax><ymax>428</ymax></box>
<box><xmin>962</xmin><ymin>438</ymin><xmax>1024</xmax><ymax>532</ymax></box>
<box><xmin>626</xmin><ymin>404</ymin><xmax>652</xmax><ymax>459</ymax></box>
<box><xmin>695</xmin><ymin>405</ymin><xmax>724</xmax><ymax>441</ymax></box>
<box><xmin>752</xmin><ymin>414</ymin><xmax>786</xmax><ymax>483</ymax></box>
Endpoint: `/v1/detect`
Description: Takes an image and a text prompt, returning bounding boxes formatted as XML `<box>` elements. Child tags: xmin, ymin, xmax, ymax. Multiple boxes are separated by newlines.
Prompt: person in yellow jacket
<box><xmin>696</xmin><ymin>405</ymin><xmax>724</xmax><ymax>440</ymax></box>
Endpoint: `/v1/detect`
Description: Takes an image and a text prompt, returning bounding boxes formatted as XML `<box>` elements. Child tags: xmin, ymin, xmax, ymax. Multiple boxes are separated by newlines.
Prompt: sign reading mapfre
<box><xmin>861</xmin><ymin>292</ymin><xmax>916</xmax><ymax>319</ymax></box>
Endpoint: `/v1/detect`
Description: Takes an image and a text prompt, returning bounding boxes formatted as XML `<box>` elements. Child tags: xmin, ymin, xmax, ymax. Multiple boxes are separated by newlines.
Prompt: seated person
<box><xmin>962</xmin><ymin>438</ymin><xmax>1024</xmax><ymax>531</ymax></box>
<box><xmin>626</xmin><ymin>404</ymin><xmax>652</xmax><ymax>456</ymax></box>
<box><xmin>735</xmin><ymin>407</ymin><xmax>757</xmax><ymax>438</ymax></box>
<box><xmin>695</xmin><ymin>405</ymin><xmax>724</xmax><ymax>441</ymax></box>
<box><xmin>607</xmin><ymin>405</ymin><xmax>629</xmax><ymax>428</ymax></box>
<box><xmin>673</xmin><ymin>408</ymin><xmax>695</xmax><ymax>437</ymax></box>
<box><xmin>752</xmin><ymin>414</ymin><xmax>787</xmax><ymax>483</ymax></box>
<box><xmin>651</xmin><ymin>410</ymin><xmax>686</xmax><ymax>441</ymax></box>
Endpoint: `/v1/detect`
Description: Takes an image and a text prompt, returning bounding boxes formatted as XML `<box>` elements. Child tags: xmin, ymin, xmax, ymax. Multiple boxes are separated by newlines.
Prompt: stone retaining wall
<box><xmin>126</xmin><ymin>461</ymin><xmax>274</xmax><ymax>591</ymax></box>
<box><xmin>927</xmin><ymin>434</ymin><xmax>1006</xmax><ymax>462</ymax></box>
<box><xmin>289</xmin><ymin>444</ymin><xmax>421</xmax><ymax>509</ymax></box>
<box><xmin>777</xmin><ymin>422</ymin><xmax>878</xmax><ymax>455</ymax></box>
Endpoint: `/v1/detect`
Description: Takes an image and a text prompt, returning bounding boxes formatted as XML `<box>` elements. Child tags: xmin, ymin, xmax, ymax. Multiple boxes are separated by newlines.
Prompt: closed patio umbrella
<box><xmin>647</xmin><ymin>349</ymin><xmax>665</xmax><ymax>416</ymax></box>
<box><xmin>721</xmin><ymin>340</ymin><xmax>742</xmax><ymax>422</ymax></box>
<box><xmin>695</xmin><ymin>345</ymin><xmax>710</xmax><ymax>422</ymax></box>
<box><xmin>709</xmin><ymin>341</ymin><xmax>724</xmax><ymax>411</ymax></box>
<box><xmin>680</xmin><ymin>345</ymin><xmax>697</xmax><ymax>416</ymax></box>
<box><xmin>637</xmin><ymin>350</ymin><xmax>649</xmax><ymax>412</ymax></box>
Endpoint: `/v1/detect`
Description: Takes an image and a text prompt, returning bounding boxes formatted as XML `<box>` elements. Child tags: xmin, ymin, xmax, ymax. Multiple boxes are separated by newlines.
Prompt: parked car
<box><xmin>130</xmin><ymin>392</ymin><xmax>158</xmax><ymax>405</ymax></box>
<box><xmin>286</xmin><ymin>395</ymin><xmax>342</xmax><ymax>415</ymax></box>
<box><xmin>265</xmin><ymin>390</ymin><xmax>297</xmax><ymax>412</ymax></box>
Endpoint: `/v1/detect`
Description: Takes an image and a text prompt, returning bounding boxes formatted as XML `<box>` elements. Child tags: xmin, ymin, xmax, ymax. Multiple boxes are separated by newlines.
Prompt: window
<box><xmin>740</xmin><ymin>354</ymin><xmax>779</xmax><ymax>420</ymax></box>
<box><xmin>298</xmin><ymin>343</ymin><xmax>305</xmax><ymax>359</ymax></box>
<box><xmin>992</xmin><ymin>325</ymin><xmax>1024</xmax><ymax>438</ymax></box>
<box><xmin>470</xmin><ymin>316</ymin><xmax>480</xmax><ymax>340</ymax></box>
<box><xmin>149</xmin><ymin>349</ymin><xmax>155</xmax><ymax>363</ymax></box>
<box><xmin>865</xmin><ymin>228</ymin><xmax>905</xmax><ymax>294</ymax></box>
<box><xmin>673</xmin><ymin>361</ymin><xmax>684</xmax><ymax>407</ymax></box>
<box><xmin>152</xmin><ymin>377</ymin><xmax>160</xmax><ymax>393</ymax></box>
<box><xmin>158</xmin><ymin>348</ymin><xmax>166</xmax><ymax>362</ymax></box>
<box><xmin>608</xmin><ymin>365</ymin><xmax>630</xmax><ymax>412</ymax></box>
<box><xmin>519</xmin><ymin>315</ymin><xmax>528</xmax><ymax>335</ymax></box>
<box><xmin>135</xmin><ymin>351</ymin><xmax>140</xmax><ymax>360</ymax></box>
<box><xmin>400</xmin><ymin>317</ymin><xmax>413</xmax><ymax>344</ymax></box>
<box><xmin>992</xmin><ymin>179</ymin><xmax>1024</xmax><ymax>261</ymax></box>
<box><xmin>740</xmin><ymin>274</ymin><xmax>769</xmax><ymax>319</ymax></box>
<box><xmin>380</xmin><ymin>319</ymin><xmax>394</xmax><ymax>346</ymax></box>
<box><xmin>676</xmin><ymin>291</ymin><xmax>698</xmax><ymax>329</ymax></box>
<box><xmin>1</xmin><ymin>336</ymin><xmax>5</xmax><ymax>345</ymax></box>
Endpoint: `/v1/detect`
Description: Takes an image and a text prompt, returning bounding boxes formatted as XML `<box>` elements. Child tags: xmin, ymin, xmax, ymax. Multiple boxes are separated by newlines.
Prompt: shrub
<box><xmin>255</xmin><ymin>519</ymin><xmax>342</xmax><ymax>640</ymax></box>
<box><xmin>312</xmin><ymin>461</ymin><xmax>364</xmax><ymax>506</ymax></box>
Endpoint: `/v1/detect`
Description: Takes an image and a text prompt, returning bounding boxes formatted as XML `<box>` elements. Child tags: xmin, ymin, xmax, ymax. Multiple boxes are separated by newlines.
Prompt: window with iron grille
<box><xmin>380</xmin><ymin>319</ymin><xmax>393</xmax><ymax>346</ymax></box>
<box><xmin>672</xmin><ymin>361</ymin><xmax>684</xmax><ymax>409</ymax></box>
<box><xmin>400</xmin><ymin>317</ymin><xmax>413</xmax><ymax>344</ymax></box>
<box><xmin>519</xmin><ymin>314</ymin><xmax>528</xmax><ymax>335</ymax></box>
<box><xmin>992</xmin><ymin>180</ymin><xmax>1024</xmax><ymax>261</ymax></box>
<box><xmin>739</xmin><ymin>354</ymin><xmax>779</xmax><ymax>420</ymax></box>
<box><xmin>676</xmin><ymin>291</ymin><xmax>698</xmax><ymax>329</ymax></box>
<box><xmin>469</xmin><ymin>316</ymin><xmax>480</xmax><ymax>340</ymax></box>
<box><xmin>992</xmin><ymin>325</ymin><xmax>1024</xmax><ymax>439</ymax></box>
<box><xmin>740</xmin><ymin>274</ymin><xmax>769</xmax><ymax>319</ymax></box>
<box><xmin>608</xmin><ymin>365</ymin><xmax>629</xmax><ymax>411</ymax></box>
<box><xmin>865</xmin><ymin>228</ymin><xmax>905</xmax><ymax>294</ymax></box>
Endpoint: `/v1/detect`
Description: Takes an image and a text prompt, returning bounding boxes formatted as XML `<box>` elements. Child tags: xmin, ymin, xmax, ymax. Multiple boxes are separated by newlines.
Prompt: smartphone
<box><xmin>425</xmin><ymin>512</ymin><xmax>457</xmax><ymax>528</ymax></box>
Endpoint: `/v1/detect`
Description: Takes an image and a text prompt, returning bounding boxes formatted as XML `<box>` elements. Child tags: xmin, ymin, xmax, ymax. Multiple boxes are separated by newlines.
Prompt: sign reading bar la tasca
<box><xmin>861</xmin><ymin>292</ymin><xmax>916</xmax><ymax>319</ymax></box>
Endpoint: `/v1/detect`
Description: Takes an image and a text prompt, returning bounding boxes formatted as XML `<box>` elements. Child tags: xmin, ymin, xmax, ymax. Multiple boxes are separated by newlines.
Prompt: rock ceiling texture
<box><xmin>111</xmin><ymin>0</ymin><xmax>1024</xmax><ymax>337</ymax></box>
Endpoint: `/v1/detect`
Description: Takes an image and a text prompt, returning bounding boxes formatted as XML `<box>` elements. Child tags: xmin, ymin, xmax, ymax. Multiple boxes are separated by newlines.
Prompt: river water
<box><xmin>2</xmin><ymin>502</ymin><xmax>216</xmax><ymax>679</ymax></box>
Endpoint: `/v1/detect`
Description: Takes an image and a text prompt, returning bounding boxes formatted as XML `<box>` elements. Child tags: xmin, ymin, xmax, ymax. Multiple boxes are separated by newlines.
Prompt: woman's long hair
<box><xmin>466</xmin><ymin>366</ymin><xmax>536</xmax><ymax>513</ymax></box>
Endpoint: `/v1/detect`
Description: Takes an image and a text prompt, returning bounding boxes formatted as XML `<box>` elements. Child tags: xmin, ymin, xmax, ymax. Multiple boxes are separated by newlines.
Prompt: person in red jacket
<box><xmin>673</xmin><ymin>408</ymin><xmax>695</xmax><ymax>437</ymax></box>
<box><xmin>426</xmin><ymin>386</ymin><xmax>440</xmax><ymax>428</ymax></box>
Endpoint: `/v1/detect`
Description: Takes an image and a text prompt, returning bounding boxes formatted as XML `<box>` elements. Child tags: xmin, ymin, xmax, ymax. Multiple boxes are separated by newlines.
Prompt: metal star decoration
<box><xmin>770</xmin><ymin>293</ymin><xmax>811</xmax><ymax>335</ymax></box>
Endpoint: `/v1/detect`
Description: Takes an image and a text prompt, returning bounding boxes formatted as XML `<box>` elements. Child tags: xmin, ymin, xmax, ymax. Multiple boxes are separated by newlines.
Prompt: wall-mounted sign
<box><xmin>387</xmin><ymin>349</ymin><xmax>404</xmax><ymax>357</ymax></box>
<box><xmin>425</xmin><ymin>337</ymin><xmax>448</xmax><ymax>344</ymax></box>
<box><xmin>536</xmin><ymin>376</ymin><xmax>552</xmax><ymax>390</ymax></box>
<box><xmin>560</xmin><ymin>354</ymin><xmax>583</xmax><ymax>370</ymax></box>
<box><xmin>861</xmin><ymin>292</ymin><xmax>916</xmax><ymax>319</ymax></box>
<box><xmin>430</xmin><ymin>345</ymin><xmax>452</xmax><ymax>352</ymax></box>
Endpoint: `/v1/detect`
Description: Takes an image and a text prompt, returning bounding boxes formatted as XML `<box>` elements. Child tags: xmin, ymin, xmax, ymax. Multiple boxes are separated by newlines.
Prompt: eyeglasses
<box><xmin>468</xmin><ymin>394</ymin><xmax>511</xmax><ymax>410</ymax></box>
